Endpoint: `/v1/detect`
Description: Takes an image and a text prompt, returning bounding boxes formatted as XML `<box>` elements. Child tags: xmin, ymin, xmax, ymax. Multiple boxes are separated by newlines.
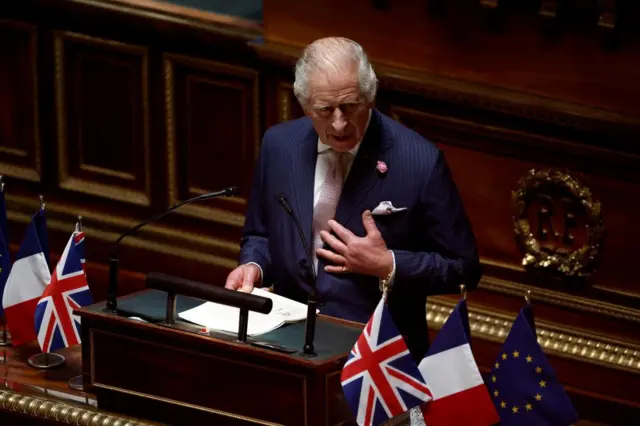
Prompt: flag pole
<box><xmin>69</xmin><ymin>215</ymin><xmax>84</xmax><ymax>391</ymax></box>
<box><xmin>0</xmin><ymin>176</ymin><xmax>11</xmax><ymax>348</ymax></box>
<box><xmin>28</xmin><ymin>196</ymin><xmax>65</xmax><ymax>370</ymax></box>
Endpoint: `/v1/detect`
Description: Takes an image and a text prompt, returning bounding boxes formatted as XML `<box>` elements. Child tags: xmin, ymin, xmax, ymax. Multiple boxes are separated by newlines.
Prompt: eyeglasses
<box><xmin>311</xmin><ymin>102</ymin><xmax>364</xmax><ymax>119</ymax></box>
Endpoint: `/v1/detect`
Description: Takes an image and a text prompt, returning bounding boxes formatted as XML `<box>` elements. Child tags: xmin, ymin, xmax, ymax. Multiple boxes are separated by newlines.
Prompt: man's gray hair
<box><xmin>293</xmin><ymin>37</ymin><xmax>378</xmax><ymax>108</ymax></box>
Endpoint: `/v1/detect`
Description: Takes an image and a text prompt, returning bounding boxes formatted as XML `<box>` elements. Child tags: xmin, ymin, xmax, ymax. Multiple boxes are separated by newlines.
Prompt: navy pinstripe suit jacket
<box><xmin>239</xmin><ymin>109</ymin><xmax>480</xmax><ymax>360</ymax></box>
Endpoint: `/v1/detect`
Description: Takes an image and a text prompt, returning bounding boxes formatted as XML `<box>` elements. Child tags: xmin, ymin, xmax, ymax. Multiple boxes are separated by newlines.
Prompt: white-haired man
<box><xmin>225</xmin><ymin>37</ymin><xmax>480</xmax><ymax>363</ymax></box>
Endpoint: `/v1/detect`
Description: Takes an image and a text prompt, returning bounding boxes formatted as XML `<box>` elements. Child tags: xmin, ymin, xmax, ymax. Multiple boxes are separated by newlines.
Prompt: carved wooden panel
<box><xmin>0</xmin><ymin>20</ymin><xmax>40</xmax><ymax>182</ymax></box>
<box><xmin>164</xmin><ymin>54</ymin><xmax>259</xmax><ymax>226</ymax></box>
<box><xmin>55</xmin><ymin>31</ymin><xmax>150</xmax><ymax>206</ymax></box>
<box><xmin>390</xmin><ymin>105</ymin><xmax>640</xmax><ymax>338</ymax></box>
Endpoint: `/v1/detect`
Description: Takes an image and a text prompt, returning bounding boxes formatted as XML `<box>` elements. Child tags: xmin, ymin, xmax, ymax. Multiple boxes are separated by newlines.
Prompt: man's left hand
<box><xmin>317</xmin><ymin>210</ymin><xmax>394</xmax><ymax>279</ymax></box>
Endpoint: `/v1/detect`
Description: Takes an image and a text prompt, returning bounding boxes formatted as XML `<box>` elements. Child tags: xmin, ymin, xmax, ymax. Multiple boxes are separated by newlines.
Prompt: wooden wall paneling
<box><xmin>0</xmin><ymin>20</ymin><xmax>40</xmax><ymax>183</ymax></box>
<box><xmin>164</xmin><ymin>53</ymin><xmax>259</xmax><ymax>227</ymax></box>
<box><xmin>263</xmin><ymin>0</ymin><xmax>640</xmax><ymax>117</ymax></box>
<box><xmin>388</xmin><ymin>104</ymin><xmax>640</xmax><ymax>339</ymax></box>
<box><xmin>54</xmin><ymin>31</ymin><xmax>151</xmax><ymax>207</ymax></box>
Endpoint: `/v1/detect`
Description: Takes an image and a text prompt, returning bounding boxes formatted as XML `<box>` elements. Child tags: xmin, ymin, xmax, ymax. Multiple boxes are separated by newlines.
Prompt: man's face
<box><xmin>305</xmin><ymin>66</ymin><xmax>372</xmax><ymax>152</ymax></box>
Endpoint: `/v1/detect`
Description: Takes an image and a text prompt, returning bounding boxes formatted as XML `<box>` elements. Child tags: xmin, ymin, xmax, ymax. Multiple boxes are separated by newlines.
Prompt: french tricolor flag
<box><xmin>418</xmin><ymin>300</ymin><xmax>499</xmax><ymax>426</ymax></box>
<box><xmin>2</xmin><ymin>210</ymin><xmax>51</xmax><ymax>346</ymax></box>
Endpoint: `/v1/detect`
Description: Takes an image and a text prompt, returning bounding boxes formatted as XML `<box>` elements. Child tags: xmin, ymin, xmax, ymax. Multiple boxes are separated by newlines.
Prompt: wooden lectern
<box><xmin>76</xmin><ymin>279</ymin><xmax>363</xmax><ymax>426</ymax></box>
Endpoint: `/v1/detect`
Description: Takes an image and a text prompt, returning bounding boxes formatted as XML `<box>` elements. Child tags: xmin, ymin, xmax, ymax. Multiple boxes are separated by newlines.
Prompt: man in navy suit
<box><xmin>225</xmin><ymin>37</ymin><xmax>480</xmax><ymax>360</ymax></box>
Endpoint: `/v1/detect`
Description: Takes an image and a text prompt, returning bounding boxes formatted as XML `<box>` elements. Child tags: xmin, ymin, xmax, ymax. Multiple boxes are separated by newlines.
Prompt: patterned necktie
<box><xmin>312</xmin><ymin>150</ymin><xmax>345</xmax><ymax>272</ymax></box>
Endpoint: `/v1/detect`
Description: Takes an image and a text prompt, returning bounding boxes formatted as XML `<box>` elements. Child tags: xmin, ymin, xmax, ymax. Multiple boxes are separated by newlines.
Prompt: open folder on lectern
<box><xmin>178</xmin><ymin>288</ymin><xmax>317</xmax><ymax>336</ymax></box>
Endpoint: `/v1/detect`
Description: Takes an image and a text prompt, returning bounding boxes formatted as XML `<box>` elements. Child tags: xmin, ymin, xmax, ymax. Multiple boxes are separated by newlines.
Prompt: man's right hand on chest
<box><xmin>224</xmin><ymin>263</ymin><xmax>262</xmax><ymax>293</ymax></box>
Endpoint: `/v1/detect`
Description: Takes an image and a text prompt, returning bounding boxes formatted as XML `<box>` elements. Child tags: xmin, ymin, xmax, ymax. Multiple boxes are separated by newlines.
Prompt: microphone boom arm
<box><xmin>106</xmin><ymin>186</ymin><xmax>238</xmax><ymax>313</ymax></box>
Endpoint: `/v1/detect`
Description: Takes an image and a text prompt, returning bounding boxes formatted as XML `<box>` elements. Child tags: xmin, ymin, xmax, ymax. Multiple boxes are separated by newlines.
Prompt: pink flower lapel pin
<box><xmin>376</xmin><ymin>160</ymin><xmax>388</xmax><ymax>176</ymax></box>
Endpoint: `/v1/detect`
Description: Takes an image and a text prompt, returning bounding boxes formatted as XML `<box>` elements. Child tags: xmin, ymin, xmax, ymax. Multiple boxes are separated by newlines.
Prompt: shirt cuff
<box><xmin>379</xmin><ymin>250</ymin><xmax>396</xmax><ymax>292</ymax></box>
<box><xmin>245</xmin><ymin>262</ymin><xmax>263</xmax><ymax>286</ymax></box>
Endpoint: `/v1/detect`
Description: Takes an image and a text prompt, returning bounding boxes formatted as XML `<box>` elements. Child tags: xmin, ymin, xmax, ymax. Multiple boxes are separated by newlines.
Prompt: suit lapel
<box><xmin>289</xmin><ymin>126</ymin><xmax>318</xmax><ymax>257</ymax></box>
<box><xmin>334</xmin><ymin>109</ymin><xmax>393</xmax><ymax>228</ymax></box>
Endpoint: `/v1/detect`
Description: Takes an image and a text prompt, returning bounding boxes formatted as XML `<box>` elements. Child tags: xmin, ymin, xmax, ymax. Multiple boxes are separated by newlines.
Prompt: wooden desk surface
<box><xmin>1</xmin><ymin>341</ymin><xmax>94</xmax><ymax>403</ymax></box>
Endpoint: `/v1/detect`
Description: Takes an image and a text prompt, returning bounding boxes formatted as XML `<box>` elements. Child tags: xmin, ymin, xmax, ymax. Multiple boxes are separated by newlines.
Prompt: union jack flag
<box><xmin>74</xmin><ymin>230</ymin><xmax>86</xmax><ymax>272</ymax></box>
<box><xmin>341</xmin><ymin>296</ymin><xmax>433</xmax><ymax>426</ymax></box>
<box><xmin>34</xmin><ymin>231</ymin><xmax>93</xmax><ymax>353</ymax></box>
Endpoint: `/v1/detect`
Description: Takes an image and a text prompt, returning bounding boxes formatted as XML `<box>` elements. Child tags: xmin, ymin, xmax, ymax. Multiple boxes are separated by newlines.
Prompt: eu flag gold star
<box><xmin>495</xmin><ymin>362</ymin><xmax>500</xmax><ymax>369</ymax></box>
<box><xmin>500</xmin><ymin>401</ymin><xmax>507</xmax><ymax>409</ymax></box>
<box><xmin>512</xmin><ymin>406</ymin><xmax>519</xmax><ymax>414</ymax></box>
<box><xmin>539</xmin><ymin>380</ymin><xmax>547</xmax><ymax>388</ymax></box>
<box><xmin>512</xmin><ymin>351</ymin><xmax>520</xmax><ymax>358</ymax></box>
<box><xmin>491</xmin><ymin>375</ymin><xmax>497</xmax><ymax>383</ymax></box>
<box><xmin>535</xmin><ymin>366</ymin><xmax>542</xmax><ymax>374</ymax></box>
<box><xmin>501</xmin><ymin>353</ymin><xmax>507</xmax><ymax>360</ymax></box>
<box><xmin>535</xmin><ymin>393</ymin><xmax>543</xmax><ymax>401</ymax></box>
<box><xmin>493</xmin><ymin>390</ymin><xmax>499</xmax><ymax>397</ymax></box>
<box><xmin>526</xmin><ymin>403</ymin><xmax>533</xmax><ymax>411</ymax></box>
<box><xmin>526</xmin><ymin>355</ymin><xmax>533</xmax><ymax>363</ymax></box>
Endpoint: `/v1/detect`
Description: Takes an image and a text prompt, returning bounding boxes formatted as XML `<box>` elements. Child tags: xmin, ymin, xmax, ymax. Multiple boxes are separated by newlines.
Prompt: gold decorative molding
<box><xmin>0</xmin><ymin>387</ymin><xmax>157</xmax><ymax>425</ymax></box>
<box><xmin>479</xmin><ymin>274</ymin><xmax>640</xmax><ymax>324</ymax></box>
<box><xmin>513</xmin><ymin>168</ymin><xmax>605</xmax><ymax>277</ymax></box>
<box><xmin>427</xmin><ymin>297</ymin><xmax>640</xmax><ymax>374</ymax></box>
<box><xmin>277</xmin><ymin>83</ymin><xmax>293</xmax><ymax>122</ymax></box>
<box><xmin>163</xmin><ymin>53</ymin><xmax>258</xmax><ymax>227</ymax></box>
<box><xmin>54</xmin><ymin>30</ymin><xmax>151</xmax><ymax>207</ymax></box>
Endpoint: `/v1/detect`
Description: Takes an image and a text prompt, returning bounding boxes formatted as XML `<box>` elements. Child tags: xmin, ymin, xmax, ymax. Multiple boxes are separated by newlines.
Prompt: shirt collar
<box><xmin>317</xmin><ymin>109</ymin><xmax>372</xmax><ymax>155</ymax></box>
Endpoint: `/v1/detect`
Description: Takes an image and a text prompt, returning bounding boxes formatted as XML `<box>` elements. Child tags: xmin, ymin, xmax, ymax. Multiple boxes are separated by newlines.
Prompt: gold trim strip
<box><xmin>92</xmin><ymin>383</ymin><xmax>284</xmax><ymax>426</ymax></box>
<box><xmin>479</xmin><ymin>275</ymin><xmax>640</xmax><ymax>324</ymax></box>
<box><xmin>60</xmin><ymin>177</ymin><xmax>151</xmax><ymax>207</ymax></box>
<box><xmin>0</xmin><ymin>146</ymin><xmax>27</xmax><ymax>157</ymax></box>
<box><xmin>278</xmin><ymin>83</ymin><xmax>293</xmax><ymax>122</ymax></box>
<box><xmin>427</xmin><ymin>297</ymin><xmax>640</xmax><ymax>374</ymax></box>
<box><xmin>0</xmin><ymin>163</ymin><xmax>40</xmax><ymax>183</ymax></box>
<box><xmin>0</xmin><ymin>387</ymin><xmax>157</xmax><ymax>425</ymax></box>
<box><xmin>79</xmin><ymin>164</ymin><xmax>136</xmax><ymax>180</ymax></box>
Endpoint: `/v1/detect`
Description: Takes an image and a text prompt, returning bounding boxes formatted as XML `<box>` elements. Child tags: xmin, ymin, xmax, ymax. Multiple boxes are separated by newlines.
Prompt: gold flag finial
<box><xmin>525</xmin><ymin>289</ymin><xmax>532</xmax><ymax>304</ymax></box>
<box><xmin>459</xmin><ymin>284</ymin><xmax>467</xmax><ymax>301</ymax></box>
<box><xmin>0</xmin><ymin>175</ymin><xmax>4</xmax><ymax>192</ymax></box>
<box><xmin>39</xmin><ymin>195</ymin><xmax>45</xmax><ymax>210</ymax></box>
<box><xmin>76</xmin><ymin>215</ymin><xmax>83</xmax><ymax>232</ymax></box>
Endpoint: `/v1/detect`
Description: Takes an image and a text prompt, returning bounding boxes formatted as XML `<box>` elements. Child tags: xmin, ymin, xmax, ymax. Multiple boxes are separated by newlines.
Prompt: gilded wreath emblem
<box><xmin>512</xmin><ymin>169</ymin><xmax>605</xmax><ymax>277</ymax></box>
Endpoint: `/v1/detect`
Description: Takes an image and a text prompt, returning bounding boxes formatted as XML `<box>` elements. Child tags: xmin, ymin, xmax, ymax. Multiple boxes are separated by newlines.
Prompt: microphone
<box><xmin>276</xmin><ymin>193</ymin><xmax>318</xmax><ymax>357</ymax></box>
<box><xmin>106</xmin><ymin>186</ymin><xmax>238</xmax><ymax>313</ymax></box>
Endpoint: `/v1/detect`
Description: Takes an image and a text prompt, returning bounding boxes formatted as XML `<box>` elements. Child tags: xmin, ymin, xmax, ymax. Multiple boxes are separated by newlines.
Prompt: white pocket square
<box><xmin>371</xmin><ymin>201</ymin><xmax>407</xmax><ymax>215</ymax></box>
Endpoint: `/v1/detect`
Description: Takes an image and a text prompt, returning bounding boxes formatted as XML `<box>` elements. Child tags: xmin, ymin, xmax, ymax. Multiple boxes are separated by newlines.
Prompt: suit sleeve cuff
<box><xmin>245</xmin><ymin>262</ymin><xmax>263</xmax><ymax>286</ymax></box>
<box><xmin>379</xmin><ymin>250</ymin><xmax>396</xmax><ymax>292</ymax></box>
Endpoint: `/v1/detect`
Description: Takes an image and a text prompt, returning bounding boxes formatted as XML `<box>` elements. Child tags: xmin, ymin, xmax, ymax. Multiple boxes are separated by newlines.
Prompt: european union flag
<box><xmin>488</xmin><ymin>304</ymin><xmax>579</xmax><ymax>426</ymax></box>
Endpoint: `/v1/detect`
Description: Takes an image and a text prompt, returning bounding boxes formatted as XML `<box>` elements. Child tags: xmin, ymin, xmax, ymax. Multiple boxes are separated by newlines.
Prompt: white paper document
<box><xmin>177</xmin><ymin>288</ymin><xmax>312</xmax><ymax>336</ymax></box>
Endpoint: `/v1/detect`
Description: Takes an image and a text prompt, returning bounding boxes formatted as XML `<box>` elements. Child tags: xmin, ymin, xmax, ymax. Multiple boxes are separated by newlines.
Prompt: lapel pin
<box><xmin>376</xmin><ymin>160</ymin><xmax>388</xmax><ymax>176</ymax></box>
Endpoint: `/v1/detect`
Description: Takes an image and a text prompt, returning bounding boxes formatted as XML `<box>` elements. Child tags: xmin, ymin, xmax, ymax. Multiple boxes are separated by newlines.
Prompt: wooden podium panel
<box><xmin>77</xmin><ymin>290</ymin><xmax>362</xmax><ymax>426</ymax></box>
